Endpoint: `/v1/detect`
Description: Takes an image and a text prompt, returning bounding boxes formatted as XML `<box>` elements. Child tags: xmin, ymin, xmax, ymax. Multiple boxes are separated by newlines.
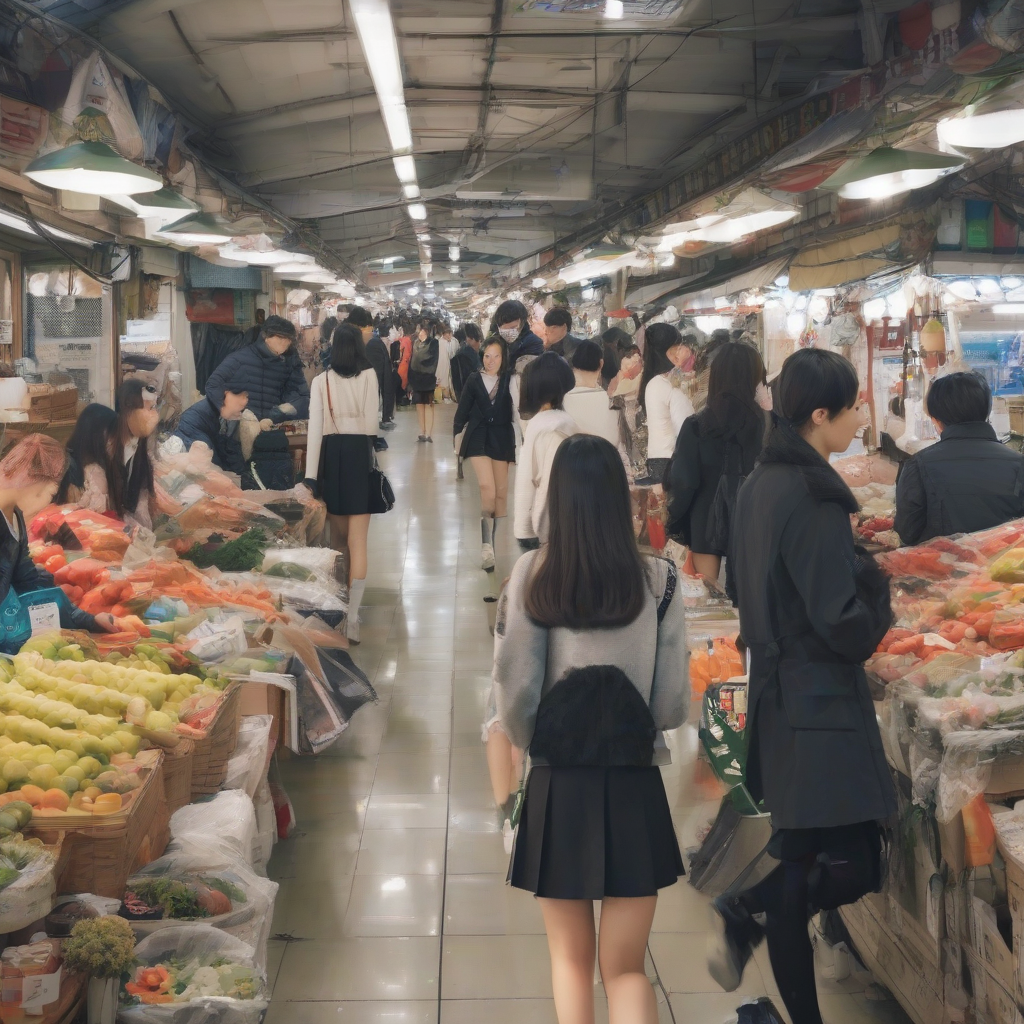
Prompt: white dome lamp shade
<box><xmin>156</xmin><ymin>212</ymin><xmax>237</xmax><ymax>245</ymax></box>
<box><xmin>819</xmin><ymin>147</ymin><xmax>964</xmax><ymax>200</ymax></box>
<box><xmin>938</xmin><ymin>82</ymin><xmax>1024</xmax><ymax>150</ymax></box>
<box><xmin>108</xmin><ymin>187</ymin><xmax>197</xmax><ymax>222</ymax></box>
<box><xmin>26</xmin><ymin>141</ymin><xmax>163</xmax><ymax>196</ymax></box>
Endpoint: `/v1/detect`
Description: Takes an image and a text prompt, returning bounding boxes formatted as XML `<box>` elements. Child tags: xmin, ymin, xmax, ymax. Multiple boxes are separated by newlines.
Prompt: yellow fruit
<box><xmin>62</xmin><ymin>766</ymin><xmax>85</xmax><ymax>783</ymax></box>
<box><xmin>82</xmin><ymin>787</ymin><xmax>101</xmax><ymax>801</ymax></box>
<box><xmin>2</xmin><ymin>761</ymin><xmax>29</xmax><ymax>786</ymax></box>
<box><xmin>92</xmin><ymin>793</ymin><xmax>121</xmax><ymax>814</ymax></box>
<box><xmin>28</xmin><ymin>765</ymin><xmax>58</xmax><ymax>788</ymax></box>
<box><xmin>30</xmin><ymin>747</ymin><xmax>55</xmax><ymax>765</ymax></box>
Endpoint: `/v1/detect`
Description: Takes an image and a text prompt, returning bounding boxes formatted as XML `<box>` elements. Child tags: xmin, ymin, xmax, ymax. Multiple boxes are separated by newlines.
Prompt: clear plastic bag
<box><xmin>119</xmin><ymin>924</ymin><xmax>267</xmax><ymax>1024</ymax></box>
<box><xmin>0</xmin><ymin>842</ymin><xmax>56</xmax><ymax>933</ymax></box>
<box><xmin>169</xmin><ymin>791</ymin><xmax>257</xmax><ymax>868</ymax></box>
<box><xmin>935</xmin><ymin>728</ymin><xmax>1024</xmax><ymax>823</ymax></box>
<box><xmin>125</xmin><ymin>851</ymin><xmax>278</xmax><ymax>974</ymax></box>
<box><xmin>223</xmin><ymin>716</ymin><xmax>273</xmax><ymax>800</ymax></box>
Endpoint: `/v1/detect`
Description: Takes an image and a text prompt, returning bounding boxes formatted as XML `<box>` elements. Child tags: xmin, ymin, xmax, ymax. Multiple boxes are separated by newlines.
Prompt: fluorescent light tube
<box><xmin>351</xmin><ymin>0</ymin><xmax>413</xmax><ymax>152</ymax></box>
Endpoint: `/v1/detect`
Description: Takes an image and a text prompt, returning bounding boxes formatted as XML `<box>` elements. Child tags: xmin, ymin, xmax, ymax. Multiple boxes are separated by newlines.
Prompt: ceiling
<box><xmin>23</xmin><ymin>0</ymin><xmax>875</xmax><ymax>292</ymax></box>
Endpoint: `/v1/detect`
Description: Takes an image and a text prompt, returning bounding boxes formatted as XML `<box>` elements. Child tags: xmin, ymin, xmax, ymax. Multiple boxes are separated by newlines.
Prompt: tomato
<box><xmin>44</xmin><ymin>554</ymin><xmax>67</xmax><ymax>573</ymax></box>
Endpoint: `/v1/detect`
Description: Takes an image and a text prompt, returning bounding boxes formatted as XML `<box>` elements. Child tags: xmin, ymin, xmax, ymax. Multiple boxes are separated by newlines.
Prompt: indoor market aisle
<box><xmin>263</xmin><ymin>404</ymin><xmax>912</xmax><ymax>1024</ymax></box>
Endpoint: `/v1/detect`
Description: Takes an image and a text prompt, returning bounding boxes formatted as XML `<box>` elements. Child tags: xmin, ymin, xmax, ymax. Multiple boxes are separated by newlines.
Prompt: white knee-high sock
<box><xmin>349</xmin><ymin>577</ymin><xmax>367</xmax><ymax>624</ymax></box>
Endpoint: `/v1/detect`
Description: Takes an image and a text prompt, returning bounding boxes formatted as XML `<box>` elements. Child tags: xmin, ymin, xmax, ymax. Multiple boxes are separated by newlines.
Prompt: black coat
<box><xmin>894</xmin><ymin>422</ymin><xmax>1024</xmax><ymax>546</ymax></box>
<box><xmin>204</xmin><ymin>339</ymin><xmax>310</xmax><ymax>423</ymax></box>
<box><xmin>453</xmin><ymin>372</ymin><xmax>516</xmax><ymax>462</ymax></box>
<box><xmin>450</xmin><ymin>343</ymin><xmax>482</xmax><ymax>399</ymax></box>
<box><xmin>729</xmin><ymin>419</ymin><xmax>896</xmax><ymax>830</ymax></box>
<box><xmin>0</xmin><ymin>509</ymin><xmax>96</xmax><ymax>633</ymax></box>
<box><xmin>549</xmin><ymin>333</ymin><xmax>583</xmax><ymax>362</ymax></box>
<box><xmin>667</xmin><ymin>404</ymin><xmax>763</xmax><ymax>555</ymax></box>
<box><xmin>172</xmin><ymin>397</ymin><xmax>246</xmax><ymax>476</ymax></box>
<box><xmin>365</xmin><ymin>333</ymin><xmax>394</xmax><ymax>410</ymax></box>
<box><xmin>408</xmin><ymin>336</ymin><xmax>440</xmax><ymax>392</ymax></box>
<box><xmin>507</xmin><ymin>330</ymin><xmax>544</xmax><ymax>371</ymax></box>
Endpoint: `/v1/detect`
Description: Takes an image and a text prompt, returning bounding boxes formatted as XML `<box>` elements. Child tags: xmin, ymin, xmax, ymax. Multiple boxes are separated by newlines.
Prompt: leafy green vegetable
<box><xmin>130</xmin><ymin>879</ymin><xmax>210</xmax><ymax>920</ymax></box>
<box><xmin>185</xmin><ymin>529</ymin><xmax>268</xmax><ymax>572</ymax></box>
<box><xmin>202</xmin><ymin>876</ymin><xmax>247</xmax><ymax>904</ymax></box>
<box><xmin>264</xmin><ymin>561</ymin><xmax>313</xmax><ymax>581</ymax></box>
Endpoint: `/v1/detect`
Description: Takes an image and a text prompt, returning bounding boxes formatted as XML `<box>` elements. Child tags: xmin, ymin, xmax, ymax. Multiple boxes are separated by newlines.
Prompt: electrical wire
<box><xmin>22</xmin><ymin>208</ymin><xmax>130</xmax><ymax>286</ymax></box>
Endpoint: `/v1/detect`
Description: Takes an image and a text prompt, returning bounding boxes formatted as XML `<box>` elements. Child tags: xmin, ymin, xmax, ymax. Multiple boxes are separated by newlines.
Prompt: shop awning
<box><xmin>624</xmin><ymin>272</ymin><xmax>705</xmax><ymax>307</ymax></box>
<box><xmin>788</xmin><ymin>223</ymin><xmax>902</xmax><ymax>290</ymax></box>
<box><xmin>671</xmin><ymin>254</ymin><xmax>793</xmax><ymax>308</ymax></box>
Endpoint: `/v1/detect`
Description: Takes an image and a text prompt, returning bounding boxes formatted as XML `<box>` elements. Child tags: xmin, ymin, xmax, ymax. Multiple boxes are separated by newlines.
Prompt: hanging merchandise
<box><xmin>58</xmin><ymin>52</ymin><xmax>144</xmax><ymax>161</ymax></box>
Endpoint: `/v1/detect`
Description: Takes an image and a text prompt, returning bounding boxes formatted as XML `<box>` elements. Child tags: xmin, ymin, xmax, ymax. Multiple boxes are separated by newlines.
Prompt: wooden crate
<box><xmin>26</xmin><ymin>756</ymin><xmax>170</xmax><ymax>899</ymax></box>
<box><xmin>190</xmin><ymin>683</ymin><xmax>242</xmax><ymax>798</ymax></box>
<box><xmin>1008</xmin><ymin>397</ymin><xmax>1024</xmax><ymax>437</ymax></box>
<box><xmin>161</xmin><ymin>737</ymin><xmax>194</xmax><ymax>814</ymax></box>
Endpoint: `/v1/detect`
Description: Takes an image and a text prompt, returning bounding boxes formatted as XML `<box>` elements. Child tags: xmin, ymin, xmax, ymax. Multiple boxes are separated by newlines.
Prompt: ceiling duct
<box><xmin>513</xmin><ymin>0</ymin><xmax>691</xmax><ymax>19</ymax></box>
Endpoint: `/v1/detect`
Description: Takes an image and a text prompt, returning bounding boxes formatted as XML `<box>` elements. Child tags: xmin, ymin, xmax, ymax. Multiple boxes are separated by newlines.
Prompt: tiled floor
<box><xmin>264</xmin><ymin>404</ymin><xmax>913</xmax><ymax>1024</ymax></box>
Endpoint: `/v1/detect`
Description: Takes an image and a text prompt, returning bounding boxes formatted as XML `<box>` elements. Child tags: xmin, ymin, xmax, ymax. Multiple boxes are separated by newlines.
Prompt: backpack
<box><xmin>706</xmin><ymin>439</ymin><xmax>746</xmax><ymax>554</ymax></box>
<box><xmin>245</xmin><ymin>429</ymin><xmax>295</xmax><ymax>491</ymax></box>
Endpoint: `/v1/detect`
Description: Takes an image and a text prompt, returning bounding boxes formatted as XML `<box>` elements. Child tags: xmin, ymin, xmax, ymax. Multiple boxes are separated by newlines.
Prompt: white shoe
<box><xmin>346</xmin><ymin>616</ymin><xmax>360</xmax><ymax>644</ymax></box>
<box><xmin>481</xmin><ymin>543</ymin><xmax>495</xmax><ymax>570</ymax></box>
<box><xmin>502</xmin><ymin>818</ymin><xmax>514</xmax><ymax>855</ymax></box>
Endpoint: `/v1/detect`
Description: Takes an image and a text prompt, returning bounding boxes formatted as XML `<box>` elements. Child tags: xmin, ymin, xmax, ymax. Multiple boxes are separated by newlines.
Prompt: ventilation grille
<box><xmin>28</xmin><ymin>296</ymin><xmax>103</xmax><ymax>339</ymax></box>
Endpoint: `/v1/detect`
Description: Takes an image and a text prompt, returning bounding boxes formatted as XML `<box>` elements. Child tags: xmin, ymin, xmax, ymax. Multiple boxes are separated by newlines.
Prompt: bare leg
<box><xmin>346</xmin><ymin>514</ymin><xmax>371</xmax><ymax>582</ymax></box>
<box><xmin>538</xmin><ymin>898</ymin><xmax>597</xmax><ymax>1024</ymax></box>
<box><xmin>417</xmin><ymin>403</ymin><xmax>427</xmax><ymax>436</ymax></box>
<box><xmin>470</xmin><ymin>457</ymin><xmax>497</xmax><ymax>515</ymax></box>
<box><xmin>492</xmin><ymin>459</ymin><xmax>510</xmax><ymax>518</ymax></box>
<box><xmin>328</xmin><ymin>513</ymin><xmax>350</xmax><ymax>566</ymax></box>
<box><xmin>485</xmin><ymin>722</ymin><xmax>515</xmax><ymax>806</ymax></box>
<box><xmin>692</xmin><ymin>553</ymin><xmax>722</xmax><ymax>582</ymax></box>
<box><xmin>598</xmin><ymin>896</ymin><xmax>658</xmax><ymax>1024</ymax></box>
<box><xmin>424</xmin><ymin>403</ymin><xmax>434</xmax><ymax>438</ymax></box>
<box><xmin>509</xmin><ymin>743</ymin><xmax>524</xmax><ymax>797</ymax></box>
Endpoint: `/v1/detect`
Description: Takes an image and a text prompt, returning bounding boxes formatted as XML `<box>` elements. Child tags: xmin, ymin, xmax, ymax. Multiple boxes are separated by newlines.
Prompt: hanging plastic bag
<box><xmin>223</xmin><ymin>716</ymin><xmax>273</xmax><ymax>799</ymax></box>
<box><xmin>120</xmin><ymin>925</ymin><xmax>267</xmax><ymax>1024</ymax></box>
<box><xmin>169</xmin><ymin>790</ymin><xmax>257</xmax><ymax>867</ymax></box>
<box><xmin>0</xmin><ymin>839</ymin><xmax>56</xmax><ymax>933</ymax></box>
<box><xmin>60</xmin><ymin>53</ymin><xmax>143</xmax><ymax>160</ymax></box>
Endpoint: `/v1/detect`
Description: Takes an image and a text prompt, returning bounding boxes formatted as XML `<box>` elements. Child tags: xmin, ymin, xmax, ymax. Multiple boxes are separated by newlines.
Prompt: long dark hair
<box><xmin>330</xmin><ymin>322</ymin><xmax>373</xmax><ymax>377</ymax></box>
<box><xmin>700</xmin><ymin>342</ymin><xmax>766</xmax><ymax>446</ymax></box>
<box><xmin>525</xmin><ymin>435</ymin><xmax>648</xmax><ymax>629</ymax></box>
<box><xmin>639</xmin><ymin>322</ymin><xmax>683</xmax><ymax>411</ymax></box>
<box><xmin>114</xmin><ymin>380</ymin><xmax>154</xmax><ymax>518</ymax></box>
<box><xmin>480</xmin><ymin>337</ymin><xmax>508</xmax><ymax>375</ymax></box>
<box><xmin>57</xmin><ymin>403</ymin><xmax>118</xmax><ymax>504</ymax></box>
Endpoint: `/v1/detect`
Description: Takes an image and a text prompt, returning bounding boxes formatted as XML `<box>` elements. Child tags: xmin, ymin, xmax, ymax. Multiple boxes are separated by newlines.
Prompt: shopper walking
<box><xmin>453</xmin><ymin>337</ymin><xmax>515</xmax><ymax>571</ymax></box>
<box><xmin>667</xmin><ymin>342</ymin><xmax>769</xmax><ymax>581</ymax></box>
<box><xmin>543</xmin><ymin>307</ymin><xmax>581</xmax><ymax>362</ymax></box>
<box><xmin>450</xmin><ymin>324</ymin><xmax>483</xmax><ymax>400</ymax></box>
<box><xmin>563</xmin><ymin>340</ymin><xmax>621</xmax><ymax>448</ymax></box>
<box><xmin>493</xmin><ymin>300</ymin><xmax>544</xmax><ymax>373</ymax></box>
<box><xmin>894</xmin><ymin>371</ymin><xmax>1024</xmax><ymax>545</ymax></box>
<box><xmin>397</xmin><ymin>321</ymin><xmax>412</xmax><ymax>404</ymax></box>
<box><xmin>303</xmin><ymin>323</ymin><xmax>381</xmax><ymax>644</ymax></box>
<box><xmin>713</xmin><ymin>348</ymin><xmax>895</xmax><ymax>1024</ymax></box>
<box><xmin>347</xmin><ymin>307</ymin><xmax>396</xmax><ymax>432</ymax></box>
<box><xmin>514</xmin><ymin>352</ymin><xmax>578</xmax><ymax>551</ymax></box>
<box><xmin>409</xmin><ymin>317</ymin><xmax>441</xmax><ymax>442</ymax></box>
<box><xmin>640</xmin><ymin>324</ymin><xmax>695</xmax><ymax>486</ymax></box>
<box><xmin>494</xmin><ymin>434</ymin><xmax>688</xmax><ymax>1024</ymax></box>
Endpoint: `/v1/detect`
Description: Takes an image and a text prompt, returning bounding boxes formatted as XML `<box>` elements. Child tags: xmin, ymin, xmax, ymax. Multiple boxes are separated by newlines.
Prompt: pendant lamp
<box><xmin>819</xmin><ymin>147</ymin><xmax>964</xmax><ymax>200</ymax></box>
<box><xmin>25</xmin><ymin>141</ymin><xmax>162</xmax><ymax>196</ymax></box>
<box><xmin>156</xmin><ymin>212</ymin><xmax>237</xmax><ymax>244</ymax></box>
<box><xmin>939</xmin><ymin>107</ymin><xmax>1024</xmax><ymax>149</ymax></box>
<box><xmin>109</xmin><ymin>187</ymin><xmax>197</xmax><ymax>222</ymax></box>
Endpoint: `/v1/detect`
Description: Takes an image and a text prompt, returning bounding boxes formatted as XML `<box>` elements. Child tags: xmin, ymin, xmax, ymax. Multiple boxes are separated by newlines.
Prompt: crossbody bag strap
<box><xmin>657</xmin><ymin>559</ymin><xmax>677</xmax><ymax>623</ymax></box>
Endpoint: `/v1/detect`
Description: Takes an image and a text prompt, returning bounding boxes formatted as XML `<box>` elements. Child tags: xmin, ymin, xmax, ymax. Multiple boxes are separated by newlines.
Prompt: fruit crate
<box><xmin>190</xmin><ymin>683</ymin><xmax>242</xmax><ymax>798</ymax></box>
<box><xmin>160</xmin><ymin>737</ymin><xmax>194</xmax><ymax>814</ymax></box>
<box><xmin>26</xmin><ymin>754</ymin><xmax>170</xmax><ymax>898</ymax></box>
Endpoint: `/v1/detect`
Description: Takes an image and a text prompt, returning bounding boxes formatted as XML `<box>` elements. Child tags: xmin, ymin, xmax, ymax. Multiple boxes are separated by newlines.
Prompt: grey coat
<box><xmin>729</xmin><ymin>418</ymin><xmax>896</xmax><ymax>830</ymax></box>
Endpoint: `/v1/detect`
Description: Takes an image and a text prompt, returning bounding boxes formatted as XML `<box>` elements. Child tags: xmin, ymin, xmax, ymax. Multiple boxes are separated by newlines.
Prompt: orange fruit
<box><xmin>20</xmin><ymin>785</ymin><xmax>45</xmax><ymax>807</ymax></box>
<box><xmin>40</xmin><ymin>789</ymin><xmax>69</xmax><ymax>812</ymax></box>
<box><xmin>91</xmin><ymin>793</ymin><xmax>122</xmax><ymax>815</ymax></box>
<box><xmin>82</xmin><ymin>787</ymin><xmax>102</xmax><ymax>801</ymax></box>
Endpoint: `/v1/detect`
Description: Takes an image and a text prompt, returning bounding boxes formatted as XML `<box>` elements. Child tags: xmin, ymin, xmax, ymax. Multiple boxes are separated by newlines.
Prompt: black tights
<box><xmin>738</xmin><ymin>823</ymin><xmax>883</xmax><ymax>1024</ymax></box>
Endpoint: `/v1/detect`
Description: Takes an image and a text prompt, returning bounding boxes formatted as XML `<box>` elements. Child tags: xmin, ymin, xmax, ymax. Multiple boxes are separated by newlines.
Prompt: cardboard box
<box><xmin>969</xmin><ymin>953</ymin><xmax>1024</xmax><ymax>1024</ymax></box>
<box><xmin>841</xmin><ymin>897</ymin><xmax>946</xmax><ymax>1024</ymax></box>
<box><xmin>972</xmin><ymin>896</ymin><xmax>1017</xmax><ymax>995</ymax></box>
<box><xmin>238</xmin><ymin>681</ymin><xmax>285</xmax><ymax>752</ymax></box>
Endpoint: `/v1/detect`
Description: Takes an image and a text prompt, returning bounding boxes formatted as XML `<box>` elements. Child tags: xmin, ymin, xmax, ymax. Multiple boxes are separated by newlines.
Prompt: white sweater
<box><xmin>513</xmin><ymin>408</ymin><xmax>578</xmax><ymax>542</ymax></box>
<box><xmin>563</xmin><ymin>385</ymin><xmax>621</xmax><ymax>448</ymax></box>
<box><xmin>645</xmin><ymin>374</ymin><xmax>693</xmax><ymax>459</ymax></box>
<box><xmin>304</xmin><ymin>368</ymin><xmax>379</xmax><ymax>479</ymax></box>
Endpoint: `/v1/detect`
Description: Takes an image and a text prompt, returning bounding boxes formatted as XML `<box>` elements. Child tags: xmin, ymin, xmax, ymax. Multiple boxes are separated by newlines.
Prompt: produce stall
<box><xmin>0</xmin><ymin>446</ymin><xmax>374</xmax><ymax>1022</ymax></box>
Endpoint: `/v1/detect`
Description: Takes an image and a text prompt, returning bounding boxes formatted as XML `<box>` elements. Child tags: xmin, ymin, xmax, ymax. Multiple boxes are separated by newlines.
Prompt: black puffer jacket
<box><xmin>729</xmin><ymin>418</ymin><xmax>896</xmax><ymax>830</ymax></box>
<box><xmin>204</xmin><ymin>339</ymin><xmax>310</xmax><ymax>423</ymax></box>
<box><xmin>171</xmin><ymin>396</ymin><xmax>246</xmax><ymax>476</ymax></box>
<box><xmin>365</xmin><ymin>333</ymin><xmax>394</xmax><ymax>411</ymax></box>
<box><xmin>894</xmin><ymin>422</ymin><xmax>1024</xmax><ymax>546</ymax></box>
<box><xmin>0</xmin><ymin>509</ymin><xmax>96</xmax><ymax>634</ymax></box>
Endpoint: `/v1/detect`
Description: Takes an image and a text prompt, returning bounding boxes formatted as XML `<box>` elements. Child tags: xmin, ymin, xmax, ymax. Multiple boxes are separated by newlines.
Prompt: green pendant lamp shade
<box><xmin>819</xmin><ymin>146</ymin><xmax>964</xmax><ymax>200</ymax></box>
<box><xmin>125</xmin><ymin>187</ymin><xmax>197</xmax><ymax>214</ymax></box>
<box><xmin>25</xmin><ymin>141</ymin><xmax>163</xmax><ymax>196</ymax></box>
<box><xmin>156</xmin><ymin>212</ymin><xmax>237</xmax><ymax>244</ymax></box>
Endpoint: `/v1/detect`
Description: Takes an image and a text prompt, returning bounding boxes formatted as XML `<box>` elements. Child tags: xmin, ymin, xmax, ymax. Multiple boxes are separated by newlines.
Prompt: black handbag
<box><xmin>368</xmin><ymin>449</ymin><xmax>395</xmax><ymax>514</ymax></box>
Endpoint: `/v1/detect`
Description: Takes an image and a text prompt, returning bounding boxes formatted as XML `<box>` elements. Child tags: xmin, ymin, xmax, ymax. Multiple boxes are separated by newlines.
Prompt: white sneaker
<box><xmin>346</xmin><ymin>615</ymin><xmax>360</xmax><ymax>644</ymax></box>
<box><xmin>481</xmin><ymin>543</ymin><xmax>495</xmax><ymax>570</ymax></box>
<box><xmin>502</xmin><ymin>818</ymin><xmax>514</xmax><ymax>855</ymax></box>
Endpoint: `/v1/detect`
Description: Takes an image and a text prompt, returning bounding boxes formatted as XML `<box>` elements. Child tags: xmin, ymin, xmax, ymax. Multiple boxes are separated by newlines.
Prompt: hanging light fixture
<box><xmin>819</xmin><ymin>147</ymin><xmax>964</xmax><ymax>200</ymax></box>
<box><xmin>156</xmin><ymin>212</ymin><xmax>237</xmax><ymax>244</ymax></box>
<box><xmin>108</xmin><ymin>187</ymin><xmax>197</xmax><ymax>223</ymax></box>
<box><xmin>26</xmin><ymin>141</ymin><xmax>163</xmax><ymax>196</ymax></box>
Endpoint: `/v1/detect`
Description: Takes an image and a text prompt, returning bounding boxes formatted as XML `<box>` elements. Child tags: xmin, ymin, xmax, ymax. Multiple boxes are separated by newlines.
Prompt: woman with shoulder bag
<box><xmin>409</xmin><ymin>316</ymin><xmax>441</xmax><ymax>442</ymax></box>
<box><xmin>453</xmin><ymin>337</ymin><xmax>515</xmax><ymax>571</ymax></box>
<box><xmin>668</xmin><ymin>341</ymin><xmax>770</xmax><ymax>582</ymax></box>
<box><xmin>712</xmin><ymin>348</ymin><xmax>895</xmax><ymax>1024</ymax></box>
<box><xmin>304</xmin><ymin>323</ymin><xmax>381</xmax><ymax>644</ymax></box>
<box><xmin>494</xmin><ymin>434</ymin><xmax>689</xmax><ymax>1024</ymax></box>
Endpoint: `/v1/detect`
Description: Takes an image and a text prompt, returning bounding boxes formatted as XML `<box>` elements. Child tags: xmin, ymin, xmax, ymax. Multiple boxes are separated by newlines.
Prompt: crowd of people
<box><xmin>7</xmin><ymin>297</ymin><xmax>1024</xmax><ymax>1024</ymax></box>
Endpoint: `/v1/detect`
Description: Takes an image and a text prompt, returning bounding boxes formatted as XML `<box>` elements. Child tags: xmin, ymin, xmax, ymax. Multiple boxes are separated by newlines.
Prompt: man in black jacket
<box><xmin>543</xmin><ymin>307</ymin><xmax>582</xmax><ymax>362</ymax></box>
<box><xmin>895</xmin><ymin>371</ymin><xmax>1024</xmax><ymax>545</ymax></box>
<box><xmin>348</xmin><ymin>306</ymin><xmax>396</xmax><ymax>430</ymax></box>
<box><xmin>450</xmin><ymin>324</ymin><xmax>482</xmax><ymax>399</ymax></box>
<box><xmin>167</xmin><ymin>383</ymin><xmax>249</xmax><ymax>475</ymax></box>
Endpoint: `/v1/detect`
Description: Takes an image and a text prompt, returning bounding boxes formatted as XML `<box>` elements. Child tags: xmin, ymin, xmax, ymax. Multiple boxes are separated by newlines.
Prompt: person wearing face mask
<box><xmin>409</xmin><ymin>316</ymin><xmax>441</xmax><ymax>442</ymax></box>
<box><xmin>0</xmin><ymin>435</ymin><xmax>122</xmax><ymax>644</ymax></box>
<box><xmin>346</xmin><ymin>307</ymin><xmax>396</xmax><ymax>432</ymax></box>
<box><xmin>711</xmin><ymin>349</ymin><xmax>892</xmax><ymax>1024</ymax></box>
<box><xmin>639</xmin><ymin>323</ymin><xmax>695</xmax><ymax>486</ymax></box>
<box><xmin>492</xmin><ymin>300</ymin><xmax>544</xmax><ymax>373</ymax></box>
<box><xmin>667</xmin><ymin>342</ymin><xmax>769</xmax><ymax>583</ymax></box>
<box><xmin>453</xmin><ymin>337</ymin><xmax>515</xmax><ymax>570</ymax></box>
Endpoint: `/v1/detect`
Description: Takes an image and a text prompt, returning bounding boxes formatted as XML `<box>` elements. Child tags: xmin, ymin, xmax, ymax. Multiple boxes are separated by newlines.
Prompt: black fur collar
<box><xmin>759</xmin><ymin>416</ymin><xmax>859</xmax><ymax>514</ymax></box>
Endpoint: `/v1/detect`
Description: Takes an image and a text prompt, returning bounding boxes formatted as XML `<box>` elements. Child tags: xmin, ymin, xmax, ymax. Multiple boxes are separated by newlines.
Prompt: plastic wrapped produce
<box><xmin>124</xmin><ymin>851</ymin><xmax>278</xmax><ymax>973</ymax></box>
<box><xmin>935</xmin><ymin>728</ymin><xmax>1024</xmax><ymax>823</ymax></box>
<box><xmin>119</xmin><ymin>925</ymin><xmax>267</xmax><ymax>1024</ymax></box>
<box><xmin>0</xmin><ymin>837</ymin><xmax>56</xmax><ymax>933</ymax></box>
<box><xmin>223</xmin><ymin>717</ymin><xmax>273</xmax><ymax>800</ymax></box>
<box><xmin>169</xmin><ymin>791</ymin><xmax>257</xmax><ymax>868</ymax></box>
